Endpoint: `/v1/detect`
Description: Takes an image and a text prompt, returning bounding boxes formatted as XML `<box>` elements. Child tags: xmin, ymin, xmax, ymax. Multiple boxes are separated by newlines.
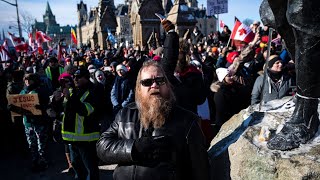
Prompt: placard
<box><xmin>7</xmin><ymin>94</ymin><xmax>42</xmax><ymax>116</ymax></box>
<box><xmin>207</xmin><ymin>0</ymin><xmax>228</xmax><ymax>16</ymax></box>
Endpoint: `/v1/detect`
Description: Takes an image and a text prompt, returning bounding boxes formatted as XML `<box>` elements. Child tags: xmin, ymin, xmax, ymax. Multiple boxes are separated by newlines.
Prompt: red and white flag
<box><xmin>0</xmin><ymin>40</ymin><xmax>10</xmax><ymax>60</ymax></box>
<box><xmin>8</xmin><ymin>32</ymin><xmax>29</xmax><ymax>52</ymax></box>
<box><xmin>28</xmin><ymin>33</ymin><xmax>34</xmax><ymax>48</ymax></box>
<box><xmin>230</xmin><ymin>18</ymin><xmax>255</xmax><ymax>43</ymax></box>
<box><xmin>0</xmin><ymin>40</ymin><xmax>11</xmax><ymax>69</ymax></box>
<box><xmin>35</xmin><ymin>31</ymin><xmax>52</xmax><ymax>55</ymax></box>
<box><xmin>36</xmin><ymin>30</ymin><xmax>52</xmax><ymax>42</ymax></box>
<box><xmin>220</xmin><ymin>20</ymin><xmax>225</xmax><ymax>28</ymax></box>
<box><xmin>28</xmin><ymin>33</ymin><xmax>39</xmax><ymax>55</ymax></box>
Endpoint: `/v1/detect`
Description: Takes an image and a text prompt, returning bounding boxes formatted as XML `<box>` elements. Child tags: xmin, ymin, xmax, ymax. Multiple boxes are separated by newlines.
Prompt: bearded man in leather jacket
<box><xmin>96</xmin><ymin>60</ymin><xmax>210</xmax><ymax>180</ymax></box>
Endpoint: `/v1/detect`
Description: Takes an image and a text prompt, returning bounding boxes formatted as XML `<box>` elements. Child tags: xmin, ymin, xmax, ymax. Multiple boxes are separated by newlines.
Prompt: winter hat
<box><xmin>212</xmin><ymin>47</ymin><xmax>218</xmax><ymax>53</ymax></box>
<box><xmin>58</xmin><ymin>72</ymin><xmax>72</xmax><ymax>81</ymax></box>
<box><xmin>153</xmin><ymin>55</ymin><xmax>161</xmax><ymax>61</ymax></box>
<box><xmin>116</xmin><ymin>64</ymin><xmax>128</xmax><ymax>72</ymax></box>
<box><xmin>216</xmin><ymin>68</ymin><xmax>229</xmax><ymax>82</ymax></box>
<box><xmin>87</xmin><ymin>64</ymin><xmax>96</xmax><ymax>73</ymax></box>
<box><xmin>253</xmin><ymin>20</ymin><xmax>260</xmax><ymax>26</ymax></box>
<box><xmin>74</xmin><ymin>67</ymin><xmax>90</xmax><ymax>79</ymax></box>
<box><xmin>226</xmin><ymin>51</ymin><xmax>239</xmax><ymax>64</ymax></box>
<box><xmin>161</xmin><ymin>20</ymin><xmax>174</xmax><ymax>32</ymax></box>
<box><xmin>268</xmin><ymin>55</ymin><xmax>280</xmax><ymax>69</ymax></box>
<box><xmin>190</xmin><ymin>60</ymin><xmax>202</xmax><ymax>69</ymax></box>
<box><xmin>95</xmin><ymin>70</ymin><xmax>106</xmax><ymax>84</ymax></box>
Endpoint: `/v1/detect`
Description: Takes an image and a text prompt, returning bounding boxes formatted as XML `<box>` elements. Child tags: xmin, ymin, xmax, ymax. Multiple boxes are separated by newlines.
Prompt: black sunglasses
<box><xmin>140</xmin><ymin>77</ymin><xmax>166</xmax><ymax>87</ymax></box>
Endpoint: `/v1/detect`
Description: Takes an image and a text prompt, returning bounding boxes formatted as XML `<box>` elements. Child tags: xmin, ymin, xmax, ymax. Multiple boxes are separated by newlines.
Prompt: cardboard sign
<box><xmin>207</xmin><ymin>0</ymin><xmax>228</xmax><ymax>16</ymax></box>
<box><xmin>7</xmin><ymin>94</ymin><xmax>42</xmax><ymax>116</ymax></box>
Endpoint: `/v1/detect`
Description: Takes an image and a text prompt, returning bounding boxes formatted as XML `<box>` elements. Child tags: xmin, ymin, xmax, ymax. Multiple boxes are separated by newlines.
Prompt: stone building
<box><xmin>115</xmin><ymin>2</ymin><xmax>132</xmax><ymax>43</ymax></box>
<box><xmin>193</xmin><ymin>7</ymin><xmax>217</xmax><ymax>36</ymax></box>
<box><xmin>77</xmin><ymin>0</ymin><xmax>117</xmax><ymax>49</ymax></box>
<box><xmin>130</xmin><ymin>0</ymin><xmax>164</xmax><ymax>47</ymax></box>
<box><xmin>32</xmin><ymin>2</ymin><xmax>74</xmax><ymax>47</ymax></box>
<box><xmin>166</xmin><ymin>0</ymin><xmax>197</xmax><ymax>37</ymax></box>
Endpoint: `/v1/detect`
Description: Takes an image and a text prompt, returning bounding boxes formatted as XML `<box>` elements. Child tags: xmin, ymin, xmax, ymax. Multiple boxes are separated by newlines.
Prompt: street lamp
<box><xmin>0</xmin><ymin>0</ymin><xmax>22</xmax><ymax>38</ymax></box>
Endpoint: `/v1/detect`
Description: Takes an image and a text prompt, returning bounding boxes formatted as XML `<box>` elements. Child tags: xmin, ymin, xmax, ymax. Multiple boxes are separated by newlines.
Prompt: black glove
<box><xmin>152</xmin><ymin>136</ymin><xmax>173</xmax><ymax>161</ymax></box>
<box><xmin>133</xmin><ymin>135</ymin><xmax>172</xmax><ymax>163</ymax></box>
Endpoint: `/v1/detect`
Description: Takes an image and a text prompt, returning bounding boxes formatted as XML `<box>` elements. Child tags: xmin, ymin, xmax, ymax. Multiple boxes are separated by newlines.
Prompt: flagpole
<box><xmin>226</xmin><ymin>17</ymin><xmax>238</xmax><ymax>47</ymax></box>
<box><xmin>217</xmin><ymin>14</ymin><xmax>219</xmax><ymax>32</ymax></box>
<box><xmin>226</xmin><ymin>26</ymin><xmax>232</xmax><ymax>47</ymax></box>
<box><xmin>259</xmin><ymin>27</ymin><xmax>274</xmax><ymax>111</ymax></box>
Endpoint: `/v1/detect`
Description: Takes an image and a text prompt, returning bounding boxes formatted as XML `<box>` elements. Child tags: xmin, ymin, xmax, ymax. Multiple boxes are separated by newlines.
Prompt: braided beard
<box><xmin>136</xmin><ymin>91</ymin><xmax>173</xmax><ymax>129</ymax></box>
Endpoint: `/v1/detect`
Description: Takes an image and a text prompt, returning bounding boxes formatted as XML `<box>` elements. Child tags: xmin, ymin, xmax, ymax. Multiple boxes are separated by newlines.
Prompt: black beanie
<box><xmin>268</xmin><ymin>55</ymin><xmax>280</xmax><ymax>69</ymax></box>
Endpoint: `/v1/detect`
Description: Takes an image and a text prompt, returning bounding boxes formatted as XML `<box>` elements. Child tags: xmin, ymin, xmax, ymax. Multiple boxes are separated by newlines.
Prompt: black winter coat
<box><xmin>214</xmin><ymin>82</ymin><xmax>251</xmax><ymax>127</ymax></box>
<box><xmin>96</xmin><ymin>103</ymin><xmax>210</xmax><ymax>180</ymax></box>
<box><xmin>161</xmin><ymin>31</ymin><xmax>206</xmax><ymax>114</ymax></box>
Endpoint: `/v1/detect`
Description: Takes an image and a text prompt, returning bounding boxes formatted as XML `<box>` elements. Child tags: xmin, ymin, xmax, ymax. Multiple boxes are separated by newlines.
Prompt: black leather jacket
<box><xmin>96</xmin><ymin>103</ymin><xmax>210</xmax><ymax>180</ymax></box>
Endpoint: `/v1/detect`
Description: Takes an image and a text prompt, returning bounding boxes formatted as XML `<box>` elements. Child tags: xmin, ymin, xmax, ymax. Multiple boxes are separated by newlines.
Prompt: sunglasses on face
<box><xmin>140</xmin><ymin>77</ymin><xmax>166</xmax><ymax>87</ymax></box>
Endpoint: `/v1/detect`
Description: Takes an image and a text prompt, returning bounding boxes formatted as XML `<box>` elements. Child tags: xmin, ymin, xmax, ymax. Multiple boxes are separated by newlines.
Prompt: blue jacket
<box><xmin>110</xmin><ymin>75</ymin><xmax>134</xmax><ymax>108</ymax></box>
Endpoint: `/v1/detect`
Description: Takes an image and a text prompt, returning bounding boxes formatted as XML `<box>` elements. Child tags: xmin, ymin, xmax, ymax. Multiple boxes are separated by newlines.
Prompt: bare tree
<box><xmin>9</xmin><ymin>10</ymin><xmax>35</xmax><ymax>35</ymax></box>
<box><xmin>20</xmin><ymin>10</ymin><xmax>35</xmax><ymax>34</ymax></box>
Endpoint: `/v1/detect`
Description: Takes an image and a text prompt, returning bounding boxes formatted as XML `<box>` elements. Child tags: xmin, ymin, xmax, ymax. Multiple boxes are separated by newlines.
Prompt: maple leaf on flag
<box><xmin>230</xmin><ymin>18</ymin><xmax>255</xmax><ymax>44</ymax></box>
<box><xmin>238</xmin><ymin>28</ymin><xmax>247</xmax><ymax>36</ymax></box>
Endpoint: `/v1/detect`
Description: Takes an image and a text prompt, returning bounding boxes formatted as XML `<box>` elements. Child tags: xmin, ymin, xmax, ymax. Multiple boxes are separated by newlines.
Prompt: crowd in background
<box><xmin>0</xmin><ymin>20</ymin><xmax>296</xmax><ymax>178</ymax></box>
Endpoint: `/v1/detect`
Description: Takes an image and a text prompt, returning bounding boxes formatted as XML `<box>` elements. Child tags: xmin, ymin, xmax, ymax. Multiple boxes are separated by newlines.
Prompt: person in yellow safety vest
<box><xmin>61</xmin><ymin>67</ymin><xmax>100</xmax><ymax>180</ymax></box>
<box><xmin>45</xmin><ymin>57</ymin><xmax>64</xmax><ymax>90</ymax></box>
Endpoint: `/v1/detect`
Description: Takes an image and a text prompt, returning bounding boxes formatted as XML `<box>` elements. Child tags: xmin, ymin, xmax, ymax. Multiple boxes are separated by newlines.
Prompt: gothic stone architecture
<box><xmin>130</xmin><ymin>0</ymin><xmax>164</xmax><ymax>48</ymax></box>
<box><xmin>115</xmin><ymin>2</ymin><xmax>132</xmax><ymax>43</ymax></box>
<box><xmin>32</xmin><ymin>2</ymin><xmax>74</xmax><ymax>47</ymax></box>
<box><xmin>77</xmin><ymin>0</ymin><xmax>117</xmax><ymax>49</ymax></box>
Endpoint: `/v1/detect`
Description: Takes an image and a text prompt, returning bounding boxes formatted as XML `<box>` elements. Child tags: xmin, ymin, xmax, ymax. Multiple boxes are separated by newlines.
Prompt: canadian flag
<box><xmin>230</xmin><ymin>19</ymin><xmax>255</xmax><ymax>43</ymax></box>
<box><xmin>36</xmin><ymin>30</ymin><xmax>52</xmax><ymax>42</ymax></box>
<box><xmin>220</xmin><ymin>20</ymin><xmax>225</xmax><ymax>28</ymax></box>
<box><xmin>8</xmin><ymin>32</ymin><xmax>29</xmax><ymax>52</ymax></box>
<box><xmin>36</xmin><ymin>31</ymin><xmax>52</xmax><ymax>54</ymax></box>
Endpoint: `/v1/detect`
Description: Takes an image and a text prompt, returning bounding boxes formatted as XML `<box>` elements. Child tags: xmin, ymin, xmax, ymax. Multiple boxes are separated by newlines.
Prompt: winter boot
<box><xmin>267</xmin><ymin>96</ymin><xmax>319</xmax><ymax>150</ymax></box>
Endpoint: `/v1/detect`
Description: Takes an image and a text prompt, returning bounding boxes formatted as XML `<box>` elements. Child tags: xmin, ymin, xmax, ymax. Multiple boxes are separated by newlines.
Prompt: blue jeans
<box><xmin>70</xmin><ymin>142</ymin><xmax>99</xmax><ymax>180</ymax></box>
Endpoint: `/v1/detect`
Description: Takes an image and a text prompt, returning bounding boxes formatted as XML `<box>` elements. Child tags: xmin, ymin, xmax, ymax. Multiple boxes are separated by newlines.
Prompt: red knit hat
<box><xmin>226</xmin><ymin>51</ymin><xmax>239</xmax><ymax>64</ymax></box>
<box><xmin>153</xmin><ymin>55</ymin><xmax>161</xmax><ymax>61</ymax></box>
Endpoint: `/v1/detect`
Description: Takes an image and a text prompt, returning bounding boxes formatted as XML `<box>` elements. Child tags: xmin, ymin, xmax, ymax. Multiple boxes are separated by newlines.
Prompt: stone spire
<box><xmin>45</xmin><ymin>1</ymin><xmax>53</xmax><ymax>16</ymax></box>
<box><xmin>43</xmin><ymin>1</ymin><xmax>57</xmax><ymax>27</ymax></box>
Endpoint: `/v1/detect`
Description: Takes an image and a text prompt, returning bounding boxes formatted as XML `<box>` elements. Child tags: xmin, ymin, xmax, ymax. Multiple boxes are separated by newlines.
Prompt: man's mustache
<box><xmin>149</xmin><ymin>89</ymin><xmax>160</xmax><ymax>95</ymax></box>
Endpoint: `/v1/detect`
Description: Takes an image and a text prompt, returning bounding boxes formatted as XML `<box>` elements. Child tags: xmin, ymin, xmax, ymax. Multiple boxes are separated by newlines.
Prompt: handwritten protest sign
<box><xmin>207</xmin><ymin>0</ymin><xmax>228</xmax><ymax>16</ymax></box>
<box><xmin>7</xmin><ymin>94</ymin><xmax>42</xmax><ymax>116</ymax></box>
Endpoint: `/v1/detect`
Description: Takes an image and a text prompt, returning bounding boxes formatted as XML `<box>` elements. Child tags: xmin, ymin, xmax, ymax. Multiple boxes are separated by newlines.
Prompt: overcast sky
<box><xmin>0</xmin><ymin>0</ymin><xmax>262</xmax><ymax>38</ymax></box>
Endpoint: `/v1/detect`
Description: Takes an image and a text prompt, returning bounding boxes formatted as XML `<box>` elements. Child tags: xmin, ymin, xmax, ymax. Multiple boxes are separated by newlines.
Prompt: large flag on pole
<box><xmin>230</xmin><ymin>17</ymin><xmax>255</xmax><ymax>43</ymax></box>
<box><xmin>35</xmin><ymin>31</ymin><xmax>52</xmax><ymax>54</ymax></box>
<box><xmin>71</xmin><ymin>28</ymin><xmax>77</xmax><ymax>45</ymax></box>
<box><xmin>8</xmin><ymin>32</ymin><xmax>28</xmax><ymax>52</ymax></box>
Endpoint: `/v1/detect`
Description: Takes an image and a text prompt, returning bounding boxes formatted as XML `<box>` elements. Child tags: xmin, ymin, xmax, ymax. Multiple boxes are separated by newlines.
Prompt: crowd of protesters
<box><xmin>0</xmin><ymin>19</ymin><xmax>296</xmax><ymax>179</ymax></box>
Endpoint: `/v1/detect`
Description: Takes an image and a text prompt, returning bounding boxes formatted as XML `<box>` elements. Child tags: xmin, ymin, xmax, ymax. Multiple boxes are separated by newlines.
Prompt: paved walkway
<box><xmin>0</xmin><ymin>141</ymin><xmax>115</xmax><ymax>180</ymax></box>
